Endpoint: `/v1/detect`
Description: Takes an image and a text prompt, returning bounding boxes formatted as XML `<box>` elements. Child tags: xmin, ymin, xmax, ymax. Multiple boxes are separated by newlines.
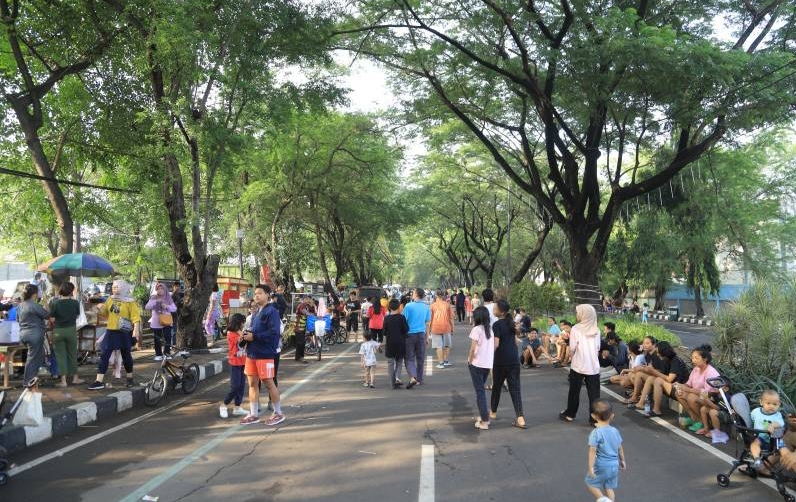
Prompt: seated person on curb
<box><xmin>541</xmin><ymin>316</ymin><xmax>560</xmax><ymax>358</ymax></box>
<box><xmin>552</xmin><ymin>320</ymin><xmax>571</xmax><ymax>367</ymax></box>
<box><xmin>597</xmin><ymin>324</ymin><xmax>622</xmax><ymax>383</ymax></box>
<box><xmin>700</xmin><ymin>379</ymin><xmax>732</xmax><ymax>444</ymax></box>
<box><xmin>609</xmin><ymin>340</ymin><xmax>643</xmax><ymax>389</ymax></box>
<box><xmin>750</xmin><ymin>389</ymin><xmax>787</xmax><ymax>470</ymax></box>
<box><xmin>646</xmin><ymin>341</ymin><xmax>689</xmax><ymax>417</ymax></box>
<box><xmin>519</xmin><ymin>327</ymin><xmax>540</xmax><ymax>368</ymax></box>
<box><xmin>606</xmin><ymin>332</ymin><xmax>629</xmax><ymax>373</ymax></box>
<box><xmin>673</xmin><ymin>344</ymin><xmax>720</xmax><ymax>434</ymax></box>
<box><xmin>623</xmin><ymin>336</ymin><xmax>668</xmax><ymax>407</ymax></box>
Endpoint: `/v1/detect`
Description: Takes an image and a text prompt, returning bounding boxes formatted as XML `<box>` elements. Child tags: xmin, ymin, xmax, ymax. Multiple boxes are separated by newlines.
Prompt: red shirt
<box><xmin>227</xmin><ymin>330</ymin><xmax>246</xmax><ymax>366</ymax></box>
<box><xmin>368</xmin><ymin>306</ymin><xmax>385</xmax><ymax>330</ymax></box>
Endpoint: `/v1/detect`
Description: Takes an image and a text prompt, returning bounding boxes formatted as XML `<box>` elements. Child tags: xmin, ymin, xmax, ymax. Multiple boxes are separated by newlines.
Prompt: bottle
<box><xmin>644</xmin><ymin>395</ymin><xmax>651</xmax><ymax>414</ymax></box>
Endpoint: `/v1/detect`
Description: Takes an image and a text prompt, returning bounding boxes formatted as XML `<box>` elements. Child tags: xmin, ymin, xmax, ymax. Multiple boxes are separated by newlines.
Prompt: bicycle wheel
<box><xmin>317</xmin><ymin>339</ymin><xmax>322</xmax><ymax>361</ymax></box>
<box><xmin>181</xmin><ymin>363</ymin><xmax>200</xmax><ymax>394</ymax></box>
<box><xmin>323</xmin><ymin>331</ymin><xmax>335</xmax><ymax>346</ymax></box>
<box><xmin>305</xmin><ymin>341</ymin><xmax>317</xmax><ymax>356</ymax></box>
<box><xmin>335</xmin><ymin>326</ymin><xmax>347</xmax><ymax>344</ymax></box>
<box><xmin>144</xmin><ymin>373</ymin><xmax>167</xmax><ymax>406</ymax></box>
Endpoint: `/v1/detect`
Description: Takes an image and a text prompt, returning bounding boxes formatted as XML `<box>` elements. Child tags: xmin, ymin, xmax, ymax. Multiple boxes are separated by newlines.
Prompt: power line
<box><xmin>0</xmin><ymin>166</ymin><xmax>140</xmax><ymax>194</ymax></box>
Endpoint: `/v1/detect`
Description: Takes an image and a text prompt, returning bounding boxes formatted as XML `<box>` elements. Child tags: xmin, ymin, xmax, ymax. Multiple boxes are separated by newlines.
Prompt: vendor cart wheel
<box><xmin>716</xmin><ymin>474</ymin><xmax>730</xmax><ymax>487</ymax></box>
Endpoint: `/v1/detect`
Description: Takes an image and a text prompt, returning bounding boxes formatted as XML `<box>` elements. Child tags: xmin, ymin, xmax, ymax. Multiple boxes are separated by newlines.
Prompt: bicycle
<box><xmin>144</xmin><ymin>349</ymin><xmax>200</xmax><ymax>406</ymax></box>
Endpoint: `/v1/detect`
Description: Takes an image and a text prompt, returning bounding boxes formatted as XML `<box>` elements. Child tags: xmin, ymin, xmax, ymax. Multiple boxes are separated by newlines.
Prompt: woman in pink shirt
<box><xmin>467</xmin><ymin>306</ymin><xmax>495</xmax><ymax>430</ymax></box>
<box><xmin>674</xmin><ymin>344</ymin><xmax>720</xmax><ymax>433</ymax></box>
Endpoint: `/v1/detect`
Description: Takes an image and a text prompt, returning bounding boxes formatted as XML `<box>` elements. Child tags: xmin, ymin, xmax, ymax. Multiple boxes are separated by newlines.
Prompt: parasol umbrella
<box><xmin>37</xmin><ymin>252</ymin><xmax>118</xmax><ymax>278</ymax></box>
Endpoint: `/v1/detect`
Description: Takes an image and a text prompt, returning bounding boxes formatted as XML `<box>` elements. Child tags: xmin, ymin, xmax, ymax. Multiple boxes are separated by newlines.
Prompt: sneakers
<box><xmin>436</xmin><ymin>363</ymin><xmax>445</xmax><ymax>369</ymax></box>
<box><xmin>752</xmin><ymin>457</ymin><xmax>763</xmax><ymax>469</ymax></box>
<box><xmin>363</xmin><ymin>382</ymin><xmax>370</xmax><ymax>387</ymax></box>
<box><xmin>165</xmin><ymin>355</ymin><xmax>173</xmax><ymax>360</ymax></box>
<box><xmin>443</xmin><ymin>361</ymin><xmax>452</xmax><ymax>367</ymax></box>
<box><xmin>126</xmin><ymin>378</ymin><xmax>135</xmax><ymax>388</ymax></box>
<box><xmin>154</xmin><ymin>355</ymin><xmax>164</xmax><ymax>361</ymax></box>
<box><xmin>395</xmin><ymin>379</ymin><xmax>403</xmax><ymax>385</ymax></box>
<box><xmin>369</xmin><ymin>384</ymin><xmax>375</xmax><ymax>388</ymax></box>
<box><xmin>87</xmin><ymin>381</ymin><xmax>105</xmax><ymax>390</ymax></box>
<box><xmin>265</xmin><ymin>413</ymin><xmax>285</xmax><ymax>426</ymax></box>
<box><xmin>596</xmin><ymin>497</ymin><xmax>613</xmax><ymax>502</ymax></box>
<box><xmin>239</xmin><ymin>414</ymin><xmax>260</xmax><ymax>425</ymax></box>
<box><xmin>232</xmin><ymin>407</ymin><xmax>248</xmax><ymax>416</ymax></box>
<box><xmin>219</xmin><ymin>405</ymin><xmax>229</xmax><ymax>418</ymax></box>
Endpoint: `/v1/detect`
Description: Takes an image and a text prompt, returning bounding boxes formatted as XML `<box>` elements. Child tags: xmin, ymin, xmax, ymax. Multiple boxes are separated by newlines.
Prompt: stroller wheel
<box><xmin>0</xmin><ymin>472</ymin><xmax>8</xmax><ymax>485</ymax></box>
<box><xmin>717</xmin><ymin>473</ymin><xmax>730</xmax><ymax>487</ymax></box>
<box><xmin>785</xmin><ymin>495</ymin><xmax>795</xmax><ymax>502</ymax></box>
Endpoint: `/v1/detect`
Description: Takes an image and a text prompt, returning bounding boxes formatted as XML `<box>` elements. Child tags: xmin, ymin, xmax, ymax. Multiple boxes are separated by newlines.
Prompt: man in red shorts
<box><xmin>239</xmin><ymin>284</ymin><xmax>284</xmax><ymax>426</ymax></box>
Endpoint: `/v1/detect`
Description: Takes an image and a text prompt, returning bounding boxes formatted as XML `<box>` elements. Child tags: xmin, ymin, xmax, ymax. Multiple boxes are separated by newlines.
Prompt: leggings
<box><xmin>490</xmin><ymin>364</ymin><xmax>524</xmax><ymax>417</ymax></box>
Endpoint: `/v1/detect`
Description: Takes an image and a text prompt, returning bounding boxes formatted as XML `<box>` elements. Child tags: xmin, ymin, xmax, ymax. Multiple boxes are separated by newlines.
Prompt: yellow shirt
<box><xmin>101</xmin><ymin>297</ymin><xmax>141</xmax><ymax>330</ymax></box>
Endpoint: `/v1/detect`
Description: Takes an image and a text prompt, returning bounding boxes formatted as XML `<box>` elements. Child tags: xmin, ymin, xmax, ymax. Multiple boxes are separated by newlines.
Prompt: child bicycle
<box><xmin>144</xmin><ymin>341</ymin><xmax>200</xmax><ymax>406</ymax></box>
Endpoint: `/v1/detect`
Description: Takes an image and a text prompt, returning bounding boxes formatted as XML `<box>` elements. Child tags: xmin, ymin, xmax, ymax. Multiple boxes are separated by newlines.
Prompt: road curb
<box><xmin>649</xmin><ymin>313</ymin><xmax>713</xmax><ymax>326</ymax></box>
<box><xmin>0</xmin><ymin>358</ymin><xmax>229</xmax><ymax>456</ymax></box>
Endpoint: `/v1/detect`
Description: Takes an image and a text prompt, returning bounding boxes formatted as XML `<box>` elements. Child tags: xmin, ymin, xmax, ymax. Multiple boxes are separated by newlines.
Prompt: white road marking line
<box><xmin>426</xmin><ymin>356</ymin><xmax>433</xmax><ymax>376</ymax></box>
<box><xmin>7</xmin><ymin>378</ymin><xmax>229</xmax><ymax>477</ymax></box>
<box><xmin>419</xmin><ymin>444</ymin><xmax>435</xmax><ymax>502</ymax></box>
<box><xmin>119</xmin><ymin>343</ymin><xmax>357</xmax><ymax>502</ymax></box>
<box><xmin>601</xmin><ymin>385</ymin><xmax>796</xmax><ymax>498</ymax></box>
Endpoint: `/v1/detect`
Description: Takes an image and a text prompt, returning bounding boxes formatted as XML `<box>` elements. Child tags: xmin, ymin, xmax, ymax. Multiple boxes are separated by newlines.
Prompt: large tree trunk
<box><xmin>569</xmin><ymin>236</ymin><xmax>603</xmax><ymax>310</ymax></box>
<box><xmin>163</xmin><ymin>151</ymin><xmax>218</xmax><ymax>348</ymax></box>
<box><xmin>694</xmin><ymin>284</ymin><xmax>704</xmax><ymax>318</ymax></box>
<box><xmin>9</xmin><ymin>101</ymin><xmax>74</xmax><ymax>256</ymax></box>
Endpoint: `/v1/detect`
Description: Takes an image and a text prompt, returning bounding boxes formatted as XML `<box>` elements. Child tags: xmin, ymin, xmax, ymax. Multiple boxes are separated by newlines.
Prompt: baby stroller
<box><xmin>0</xmin><ymin>377</ymin><xmax>39</xmax><ymax>485</ymax></box>
<box><xmin>710</xmin><ymin>376</ymin><xmax>796</xmax><ymax>501</ymax></box>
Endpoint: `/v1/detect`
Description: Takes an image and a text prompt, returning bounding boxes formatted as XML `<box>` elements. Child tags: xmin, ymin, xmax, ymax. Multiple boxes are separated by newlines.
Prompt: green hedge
<box><xmin>509</xmin><ymin>281</ymin><xmax>568</xmax><ymax>317</ymax></box>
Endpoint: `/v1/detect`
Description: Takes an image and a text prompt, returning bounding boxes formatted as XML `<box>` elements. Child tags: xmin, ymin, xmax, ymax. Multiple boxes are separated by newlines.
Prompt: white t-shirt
<box><xmin>468</xmin><ymin>325</ymin><xmax>494</xmax><ymax>369</ymax></box>
<box><xmin>361</xmin><ymin>301</ymin><xmax>372</xmax><ymax>318</ymax></box>
<box><xmin>359</xmin><ymin>340</ymin><xmax>379</xmax><ymax>366</ymax></box>
<box><xmin>630</xmin><ymin>353</ymin><xmax>645</xmax><ymax>369</ymax></box>
<box><xmin>482</xmin><ymin>302</ymin><xmax>498</xmax><ymax>326</ymax></box>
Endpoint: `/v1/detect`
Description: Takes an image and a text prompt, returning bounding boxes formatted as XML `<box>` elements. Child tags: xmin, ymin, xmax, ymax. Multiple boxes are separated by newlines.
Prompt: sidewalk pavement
<box><xmin>0</xmin><ymin>345</ymin><xmax>231</xmax><ymax>456</ymax></box>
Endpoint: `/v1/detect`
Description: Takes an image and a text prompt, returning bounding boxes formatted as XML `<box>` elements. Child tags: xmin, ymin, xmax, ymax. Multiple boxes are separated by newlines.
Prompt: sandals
<box><xmin>695</xmin><ymin>427</ymin><xmax>710</xmax><ymax>435</ymax></box>
<box><xmin>644</xmin><ymin>411</ymin><xmax>663</xmax><ymax>418</ymax></box>
<box><xmin>512</xmin><ymin>419</ymin><xmax>528</xmax><ymax>430</ymax></box>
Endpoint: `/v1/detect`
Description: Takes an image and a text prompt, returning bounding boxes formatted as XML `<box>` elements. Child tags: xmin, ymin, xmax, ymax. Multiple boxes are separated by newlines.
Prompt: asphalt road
<box><xmin>1</xmin><ymin>322</ymin><xmax>786</xmax><ymax>502</ymax></box>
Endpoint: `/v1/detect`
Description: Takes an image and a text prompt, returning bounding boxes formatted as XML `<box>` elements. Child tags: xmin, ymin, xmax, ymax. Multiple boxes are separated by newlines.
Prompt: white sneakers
<box><xmin>596</xmin><ymin>497</ymin><xmax>613</xmax><ymax>502</ymax></box>
<box><xmin>154</xmin><ymin>355</ymin><xmax>164</xmax><ymax>361</ymax></box>
<box><xmin>219</xmin><ymin>405</ymin><xmax>228</xmax><ymax>418</ymax></box>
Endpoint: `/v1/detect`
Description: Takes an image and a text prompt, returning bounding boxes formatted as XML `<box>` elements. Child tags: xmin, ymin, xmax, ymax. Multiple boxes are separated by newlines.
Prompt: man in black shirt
<box><xmin>344</xmin><ymin>292</ymin><xmax>361</xmax><ymax>341</ymax></box>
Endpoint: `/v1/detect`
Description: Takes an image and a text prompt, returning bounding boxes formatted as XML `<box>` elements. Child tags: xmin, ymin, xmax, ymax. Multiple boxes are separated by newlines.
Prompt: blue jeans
<box><xmin>405</xmin><ymin>334</ymin><xmax>426</xmax><ymax>382</ymax></box>
<box><xmin>468</xmin><ymin>364</ymin><xmax>490</xmax><ymax>422</ymax></box>
<box><xmin>224</xmin><ymin>365</ymin><xmax>246</xmax><ymax>406</ymax></box>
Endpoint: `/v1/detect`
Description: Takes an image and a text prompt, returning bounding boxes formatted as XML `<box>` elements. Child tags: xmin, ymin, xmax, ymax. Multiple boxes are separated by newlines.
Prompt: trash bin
<box><xmin>667</xmin><ymin>306</ymin><xmax>679</xmax><ymax>321</ymax></box>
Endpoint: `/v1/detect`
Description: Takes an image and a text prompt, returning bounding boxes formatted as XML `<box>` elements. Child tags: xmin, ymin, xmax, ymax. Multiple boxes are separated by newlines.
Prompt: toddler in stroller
<box><xmin>710</xmin><ymin>376</ymin><xmax>796</xmax><ymax>501</ymax></box>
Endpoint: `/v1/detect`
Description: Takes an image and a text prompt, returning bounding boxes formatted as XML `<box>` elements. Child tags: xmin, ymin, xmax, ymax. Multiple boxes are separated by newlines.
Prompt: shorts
<box><xmin>431</xmin><ymin>333</ymin><xmax>452</xmax><ymax>349</ymax></box>
<box><xmin>244</xmin><ymin>358</ymin><xmax>276</xmax><ymax>380</ymax></box>
<box><xmin>584</xmin><ymin>464</ymin><xmax>619</xmax><ymax>490</ymax></box>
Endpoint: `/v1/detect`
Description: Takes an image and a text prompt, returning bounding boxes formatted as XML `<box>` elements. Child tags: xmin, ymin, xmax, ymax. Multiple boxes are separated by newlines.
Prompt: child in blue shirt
<box><xmin>585</xmin><ymin>399</ymin><xmax>626</xmax><ymax>502</ymax></box>
<box><xmin>751</xmin><ymin>389</ymin><xmax>786</xmax><ymax>469</ymax></box>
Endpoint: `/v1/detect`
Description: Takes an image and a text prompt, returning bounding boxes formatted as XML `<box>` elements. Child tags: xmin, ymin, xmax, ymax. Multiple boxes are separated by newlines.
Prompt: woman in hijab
<box><xmin>17</xmin><ymin>283</ymin><xmax>49</xmax><ymax>386</ymax></box>
<box><xmin>88</xmin><ymin>280</ymin><xmax>141</xmax><ymax>390</ymax></box>
<box><xmin>145</xmin><ymin>282</ymin><xmax>177</xmax><ymax>360</ymax></box>
<box><xmin>559</xmin><ymin>304</ymin><xmax>601</xmax><ymax>423</ymax></box>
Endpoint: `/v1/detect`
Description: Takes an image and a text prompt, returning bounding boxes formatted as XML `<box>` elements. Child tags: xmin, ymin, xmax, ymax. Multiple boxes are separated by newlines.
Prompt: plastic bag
<box><xmin>13</xmin><ymin>391</ymin><xmax>44</xmax><ymax>426</ymax></box>
<box><xmin>76</xmin><ymin>301</ymin><xmax>88</xmax><ymax>330</ymax></box>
